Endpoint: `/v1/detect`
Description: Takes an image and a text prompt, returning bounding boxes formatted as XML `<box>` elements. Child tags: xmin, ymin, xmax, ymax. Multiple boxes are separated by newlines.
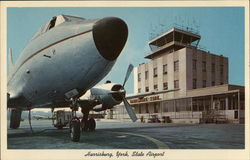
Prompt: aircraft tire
<box><xmin>70</xmin><ymin>120</ymin><xmax>80</xmax><ymax>142</ymax></box>
<box><xmin>81</xmin><ymin>118</ymin><xmax>89</xmax><ymax>132</ymax></box>
<box><xmin>88</xmin><ymin>118</ymin><xmax>96</xmax><ymax>131</ymax></box>
<box><xmin>10</xmin><ymin>109</ymin><xmax>22</xmax><ymax>129</ymax></box>
<box><xmin>56</xmin><ymin>126</ymin><xmax>63</xmax><ymax>129</ymax></box>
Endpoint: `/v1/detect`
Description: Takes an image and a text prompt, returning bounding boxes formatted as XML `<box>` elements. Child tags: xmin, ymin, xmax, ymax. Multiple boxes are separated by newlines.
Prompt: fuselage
<box><xmin>7</xmin><ymin>15</ymin><xmax>128</xmax><ymax>109</ymax></box>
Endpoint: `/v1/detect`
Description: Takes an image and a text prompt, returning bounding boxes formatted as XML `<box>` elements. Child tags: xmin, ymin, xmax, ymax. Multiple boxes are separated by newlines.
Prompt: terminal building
<box><xmin>113</xmin><ymin>27</ymin><xmax>245</xmax><ymax>124</ymax></box>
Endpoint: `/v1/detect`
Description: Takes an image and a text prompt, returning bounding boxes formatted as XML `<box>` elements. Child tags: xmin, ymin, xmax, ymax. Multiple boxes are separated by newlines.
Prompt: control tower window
<box><xmin>163</xmin><ymin>64</ymin><xmax>168</xmax><ymax>74</ymax></box>
<box><xmin>193</xmin><ymin>79</ymin><xmax>197</xmax><ymax>89</ymax></box>
<box><xmin>153</xmin><ymin>68</ymin><xmax>158</xmax><ymax>77</ymax></box>
<box><xmin>174</xmin><ymin>80</ymin><xmax>179</xmax><ymax>89</ymax></box>
<box><xmin>163</xmin><ymin>82</ymin><xmax>168</xmax><ymax>90</ymax></box>
<box><xmin>202</xmin><ymin>61</ymin><xmax>206</xmax><ymax>72</ymax></box>
<box><xmin>138</xmin><ymin>73</ymin><xmax>141</xmax><ymax>81</ymax></box>
<box><xmin>174</xmin><ymin>61</ymin><xmax>179</xmax><ymax>72</ymax></box>
<box><xmin>145</xmin><ymin>71</ymin><xmax>148</xmax><ymax>79</ymax></box>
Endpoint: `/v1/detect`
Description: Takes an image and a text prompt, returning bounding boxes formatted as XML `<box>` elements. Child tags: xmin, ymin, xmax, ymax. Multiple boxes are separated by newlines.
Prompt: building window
<box><xmin>154</xmin><ymin>84</ymin><xmax>158</xmax><ymax>91</ymax></box>
<box><xmin>163</xmin><ymin>100</ymin><xmax>174</xmax><ymax>112</ymax></box>
<box><xmin>174</xmin><ymin>61</ymin><xmax>179</xmax><ymax>72</ymax></box>
<box><xmin>145</xmin><ymin>71</ymin><xmax>148</xmax><ymax>79</ymax></box>
<box><xmin>202</xmin><ymin>61</ymin><xmax>206</xmax><ymax>72</ymax></box>
<box><xmin>138</xmin><ymin>88</ymin><xmax>141</xmax><ymax>93</ymax></box>
<box><xmin>138</xmin><ymin>73</ymin><xmax>141</xmax><ymax>81</ymax></box>
<box><xmin>234</xmin><ymin>111</ymin><xmax>238</xmax><ymax>119</ymax></box>
<box><xmin>153</xmin><ymin>68</ymin><xmax>157</xmax><ymax>77</ymax></box>
<box><xmin>145</xmin><ymin>104</ymin><xmax>149</xmax><ymax>113</ymax></box>
<box><xmin>193</xmin><ymin>79</ymin><xmax>197</xmax><ymax>89</ymax></box>
<box><xmin>220</xmin><ymin>76</ymin><xmax>224</xmax><ymax>85</ymax></box>
<box><xmin>163</xmin><ymin>64</ymin><xmax>167</xmax><ymax>74</ymax></box>
<box><xmin>203</xmin><ymin>80</ymin><xmax>206</xmax><ymax>88</ymax></box>
<box><xmin>163</xmin><ymin>82</ymin><xmax>168</xmax><ymax>90</ymax></box>
<box><xmin>145</xmin><ymin>86</ymin><xmax>149</xmax><ymax>92</ymax></box>
<box><xmin>212</xmin><ymin>81</ymin><xmax>215</xmax><ymax>86</ymax></box>
<box><xmin>212</xmin><ymin>63</ymin><xmax>215</xmax><ymax>72</ymax></box>
<box><xmin>153</xmin><ymin>103</ymin><xmax>158</xmax><ymax>113</ymax></box>
<box><xmin>220</xmin><ymin>65</ymin><xmax>224</xmax><ymax>75</ymax></box>
<box><xmin>193</xmin><ymin>59</ymin><xmax>197</xmax><ymax>70</ymax></box>
<box><xmin>138</xmin><ymin>105</ymin><xmax>141</xmax><ymax>114</ymax></box>
<box><xmin>174</xmin><ymin>80</ymin><xmax>179</xmax><ymax>89</ymax></box>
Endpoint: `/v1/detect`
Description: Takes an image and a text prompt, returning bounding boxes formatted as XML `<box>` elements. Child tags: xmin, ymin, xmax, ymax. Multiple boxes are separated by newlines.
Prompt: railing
<box><xmin>149</xmin><ymin>24</ymin><xmax>200</xmax><ymax>40</ymax></box>
<box><xmin>201</xmin><ymin>109</ymin><xmax>228</xmax><ymax>123</ymax></box>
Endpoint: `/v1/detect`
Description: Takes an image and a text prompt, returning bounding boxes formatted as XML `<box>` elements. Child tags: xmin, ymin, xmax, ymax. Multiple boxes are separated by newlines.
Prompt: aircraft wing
<box><xmin>126</xmin><ymin>89</ymin><xmax>179</xmax><ymax>99</ymax></box>
<box><xmin>35</xmin><ymin>99</ymin><xmax>101</xmax><ymax>109</ymax></box>
<box><xmin>7</xmin><ymin>93</ymin><xmax>100</xmax><ymax>110</ymax></box>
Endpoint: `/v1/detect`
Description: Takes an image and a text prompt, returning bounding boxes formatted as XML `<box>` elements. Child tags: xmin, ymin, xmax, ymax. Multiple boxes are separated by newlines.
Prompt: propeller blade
<box><xmin>123</xmin><ymin>64</ymin><xmax>134</xmax><ymax>87</ymax></box>
<box><xmin>123</xmin><ymin>97</ymin><xmax>137</xmax><ymax>122</ymax></box>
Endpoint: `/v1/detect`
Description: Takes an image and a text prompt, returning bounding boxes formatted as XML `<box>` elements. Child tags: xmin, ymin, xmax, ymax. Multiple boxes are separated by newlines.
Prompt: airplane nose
<box><xmin>93</xmin><ymin>17</ymin><xmax>128</xmax><ymax>61</ymax></box>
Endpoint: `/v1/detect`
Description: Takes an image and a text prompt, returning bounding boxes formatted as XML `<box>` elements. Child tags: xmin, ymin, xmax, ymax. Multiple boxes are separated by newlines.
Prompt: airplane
<box><xmin>33</xmin><ymin>115</ymin><xmax>51</xmax><ymax>120</ymax></box>
<box><xmin>7</xmin><ymin>14</ymin><xmax>138</xmax><ymax>142</ymax></box>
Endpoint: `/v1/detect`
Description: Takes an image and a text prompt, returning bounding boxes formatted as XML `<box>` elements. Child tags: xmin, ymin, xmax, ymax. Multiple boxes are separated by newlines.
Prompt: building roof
<box><xmin>128</xmin><ymin>84</ymin><xmax>244</xmax><ymax>105</ymax></box>
<box><xmin>148</xmin><ymin>28</ymin><xmax>200</xmax><ymax>45</ymax></box>
<box><xmin>145</xmin><ymin>27</ymin><xmax>201</xmax><ymax>59</ymax></box>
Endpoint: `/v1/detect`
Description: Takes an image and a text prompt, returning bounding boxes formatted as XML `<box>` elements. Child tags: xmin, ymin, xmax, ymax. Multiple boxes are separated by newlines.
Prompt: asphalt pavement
<box><xmin>7</xmin><ymin>119</ymin><xmax>244</xmax><ymax>149</ymax></box>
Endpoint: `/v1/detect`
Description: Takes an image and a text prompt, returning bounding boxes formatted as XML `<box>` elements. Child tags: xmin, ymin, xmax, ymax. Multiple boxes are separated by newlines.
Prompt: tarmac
<box><xmin>7</xmin><ymin>119</ymin><xmax>244</xmax><ymax>149</ymax></box>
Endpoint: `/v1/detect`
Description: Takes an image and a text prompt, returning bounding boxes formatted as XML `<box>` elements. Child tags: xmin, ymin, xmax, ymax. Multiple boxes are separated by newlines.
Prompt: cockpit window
<box><xmin>31</xmin><ymin>15</ymin><xmax>83</xmax><ymax>40</ymax></box>
<box><xmin>48</xmin><ymin>17</ymin><xmax>57</xmax><ymax>30</ymax></box>
<box><xmin>47</xmin><ymin>15</ymin><xmax>66</xmax><ymax>30</ymax></box>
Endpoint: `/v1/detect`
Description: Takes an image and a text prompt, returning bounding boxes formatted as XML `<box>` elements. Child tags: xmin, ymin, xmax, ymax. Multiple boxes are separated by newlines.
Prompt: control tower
<box><xmin>134</xmin><ymin>27</ymin><xmax>228</xmax><ymax>97</ymax></box>
<box><xmin>146</xmin><ymin>27</ymin><xmax>201</xmax><ymax>59</ymax></box>
<box><xmin>126</xmin><ymin>26</ymin><xmax>244</xmax><ymax>125</ymax></box>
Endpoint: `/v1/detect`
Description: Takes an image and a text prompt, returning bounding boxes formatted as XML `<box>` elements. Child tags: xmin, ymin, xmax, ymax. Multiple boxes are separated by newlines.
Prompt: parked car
<box><xmin>148</xmin><ymin>115</ymin><xmax>161</xmax><ymax>123</ymax></box>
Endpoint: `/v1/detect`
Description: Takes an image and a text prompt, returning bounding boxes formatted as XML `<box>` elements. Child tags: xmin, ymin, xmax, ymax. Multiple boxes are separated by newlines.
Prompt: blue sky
<box><xmin>7</xmin><ymin>7</ymin><xmax>245</xmax><ymax>93</ymax></box>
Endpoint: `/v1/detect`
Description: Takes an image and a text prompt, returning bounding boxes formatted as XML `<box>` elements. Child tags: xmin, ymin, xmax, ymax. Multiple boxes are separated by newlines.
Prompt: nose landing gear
<box><xmin>69</xmin><ymin>99</ymin><xmax>81</xmax><ymax>142</ymax></box>
<box><xmin>70</xmin><ymin>117</ymin><xmax>81</xmax><ymax>142</ymax></box>
<box><xmin>69</xmin><ymin>99</ymin><xmax>96</xmax><ymax>142</ymax></box>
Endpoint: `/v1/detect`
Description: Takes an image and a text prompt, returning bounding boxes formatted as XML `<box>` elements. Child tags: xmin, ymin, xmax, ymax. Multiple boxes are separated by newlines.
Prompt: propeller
<box><xmin>123</xmin><ymin>97</ymin><xmax>137</xmax><ymax>122</ymax></box>
<box><xmin>121</xmin><ymin>64</ymin><xmax>138</xmax><ymax>122</ymax></box>
<box><xmin>123</xmin><ymin>64</ymin><xmax>134</xmax><ymax>87</ymax></box>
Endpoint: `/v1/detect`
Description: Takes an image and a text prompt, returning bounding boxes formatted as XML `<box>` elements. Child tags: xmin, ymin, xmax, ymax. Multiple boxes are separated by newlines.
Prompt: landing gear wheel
<box><xmin>70</xmin><ymin>119</ymin><xmax>80</xmax><ymax>142</ymax></box>
<box><xmin>10</xmin><ymin>109</ymin><xmax>22</xmax><ymax>129</ymax></box>
<box><xmin>81</xmin><ymin>118</ymin><xmax>89</xmax><ymax>132</ymax></box>
<box><xmin>88</xmin><ymin>118</ymin><xmax>96</xmax><ymax>131</ymax></box>
<box><xmin>56</xmin><ymin>126</ymin><xmax>63</xmax><ymax>129</ymax></box>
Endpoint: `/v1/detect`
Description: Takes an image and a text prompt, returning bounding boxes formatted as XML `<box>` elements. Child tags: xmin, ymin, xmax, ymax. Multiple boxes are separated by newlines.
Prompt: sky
<box><xmin>7</xmin><ymin>7</ymin><xmax>245</xmax><ymax>94</ymax></box>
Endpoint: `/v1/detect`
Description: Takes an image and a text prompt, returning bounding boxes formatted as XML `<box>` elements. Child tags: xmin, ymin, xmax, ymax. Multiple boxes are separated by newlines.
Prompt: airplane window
<box><xmin>31</xmin><ymin>15</ymin><xmax>68</xmax><ymax>40</ymax></box>
<box><xmin>47</xmin><ymin>15</ymin><xmax>67</xmax><ymax>30</ymax></box>
<box><xmin>48</xmin><ymin>17</ymin><xmax>57</xmax><ymax>30</ymax></box>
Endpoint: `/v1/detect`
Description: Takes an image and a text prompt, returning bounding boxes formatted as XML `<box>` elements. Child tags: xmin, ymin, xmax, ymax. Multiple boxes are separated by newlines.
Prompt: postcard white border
<box><xmin>1</xmin><ymin>1</ymin><xmax>249</xmax><ymax>160</ymax></box>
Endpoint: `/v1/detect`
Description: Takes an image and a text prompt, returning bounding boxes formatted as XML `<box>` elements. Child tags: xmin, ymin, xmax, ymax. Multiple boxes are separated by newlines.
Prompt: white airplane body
<box><xmin>8</xmin><ymin>15</ymin><xmax>128</xmax><ymax>110</ymax></box>
<box><xmin>7</xmin><ymin>14</ymin><xmax>175</xmax><ymax>142</ymax></box>
<box><xmin>7</xmin><ymin>14</ymin><xmax>137</xmax><ymax>141</ymax></box>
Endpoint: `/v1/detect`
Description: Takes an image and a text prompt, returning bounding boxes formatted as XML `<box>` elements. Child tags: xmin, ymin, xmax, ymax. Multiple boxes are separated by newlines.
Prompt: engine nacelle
<box><xmin>90</xmin><ymin>83</ymin><xmax>124</xmax><ymax>111</ymax></box>
<box><xmin>93</xmin><ymin>104</ymin><xmax>114</xmax><ymax>112</ymax></box>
